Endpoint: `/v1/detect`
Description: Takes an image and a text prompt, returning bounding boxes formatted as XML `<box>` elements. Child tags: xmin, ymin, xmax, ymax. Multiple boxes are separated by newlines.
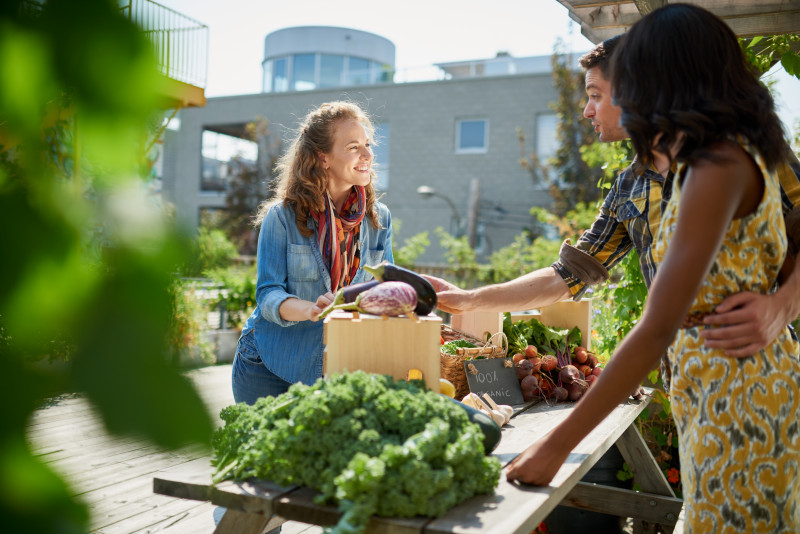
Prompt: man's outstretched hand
<box><xmin>422</xmin><ymin>274</ymin><xmax>472</xmax><ymax>315</ymax></box>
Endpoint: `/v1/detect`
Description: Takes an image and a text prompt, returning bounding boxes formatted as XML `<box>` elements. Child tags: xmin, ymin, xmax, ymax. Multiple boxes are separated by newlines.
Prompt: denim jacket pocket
<box><xmin>287</xmin><ymin>244</ymin><xmax>318</xmax><ymax>282</ymax></box>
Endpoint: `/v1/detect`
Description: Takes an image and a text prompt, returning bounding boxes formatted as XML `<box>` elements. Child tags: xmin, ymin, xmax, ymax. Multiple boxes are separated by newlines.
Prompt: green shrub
<box><xmin>167</xmin><ymin>280</ymin><xmax>214</xmax><ymax>366</ymax></box>
<box><xmin>206</xmin><ymin>265</ymin><xmax>257</xmax><ymax>329</ymax></box>
<box><xmin>185</xmin><ymin>227</ymin><xmax>239</xmax><ymax>277</ymax></box>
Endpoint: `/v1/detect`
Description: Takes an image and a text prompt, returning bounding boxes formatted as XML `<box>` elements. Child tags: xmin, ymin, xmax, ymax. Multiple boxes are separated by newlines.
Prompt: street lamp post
<box><xmin>416</xmin><ymin>185</ymin><xmax>463</xmax><ymax>236</ymax></box>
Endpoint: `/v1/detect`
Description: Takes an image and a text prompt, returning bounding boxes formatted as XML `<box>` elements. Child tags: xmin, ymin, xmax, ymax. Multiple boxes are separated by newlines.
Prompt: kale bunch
<box><xmin>211</xmin><ymin>371</ymin><xmax>502</xmax><ymax>534</ymax></box>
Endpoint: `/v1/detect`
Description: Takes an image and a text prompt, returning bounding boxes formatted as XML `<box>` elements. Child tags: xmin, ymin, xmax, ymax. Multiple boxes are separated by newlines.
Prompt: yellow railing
<box><xmin>120</xmin><ymin>0</ymin><xmax>209</xmax><ymax>89</ymax></box>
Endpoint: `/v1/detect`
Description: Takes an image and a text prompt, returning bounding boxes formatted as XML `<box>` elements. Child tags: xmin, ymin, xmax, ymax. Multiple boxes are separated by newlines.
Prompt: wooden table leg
<box><xmin>614</xmin><ymin>423</ymin><xmax>680</xmax><ymax>534</ymax></box>
<box><xmin>213</xmin><ymin>509</ymin><xmax>270</xmax><ymax>534</ymax></box>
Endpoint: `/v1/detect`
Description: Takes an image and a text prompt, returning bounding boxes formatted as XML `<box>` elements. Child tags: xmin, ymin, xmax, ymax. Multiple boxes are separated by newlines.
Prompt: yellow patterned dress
<box><xmin>652</xmin><ymin>140</ymin><xmax>800</xmax><ymax>533</ymax></box>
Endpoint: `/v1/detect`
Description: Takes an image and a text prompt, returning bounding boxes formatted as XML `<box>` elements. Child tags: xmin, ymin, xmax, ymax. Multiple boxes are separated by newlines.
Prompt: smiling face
<box><xmin>319</xmin><ymin>118</ymin><xmax>373</xmax><ymax>207</ymax></box>
<box><xmin>583</xmin><ymin>67</ymin><xmax>627</xmax><ymax>143</ymax></box>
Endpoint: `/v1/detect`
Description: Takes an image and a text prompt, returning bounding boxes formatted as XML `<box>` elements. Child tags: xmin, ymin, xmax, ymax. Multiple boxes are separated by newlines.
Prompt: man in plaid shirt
<box><xmin>427</xmin><ymin>35</ymin><xmax>800</xmax><ymax>358</ymax></box>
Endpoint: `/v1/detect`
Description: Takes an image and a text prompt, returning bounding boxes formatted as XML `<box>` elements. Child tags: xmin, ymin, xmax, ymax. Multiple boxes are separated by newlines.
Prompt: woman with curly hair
<box><xmin>507</xmin><ymin>5</ymin><xmax>800</xmax><ymax>532</ymax></box>
<box><xmin>232</xmin><ymin>101</ymin><xmax>393</xmax><ymax>404</ymax></box>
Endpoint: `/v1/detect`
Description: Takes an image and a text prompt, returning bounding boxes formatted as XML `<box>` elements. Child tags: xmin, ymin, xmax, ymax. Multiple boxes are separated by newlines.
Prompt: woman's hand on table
<box><xmin>309</xmin><ymin>292</ymin><xmax>335</xmax><ymax>321</ymax></box>
<box><xmin>506</xmin><ymin>437</ymin><xmax>569</xmax><ymax>486</ymax></box>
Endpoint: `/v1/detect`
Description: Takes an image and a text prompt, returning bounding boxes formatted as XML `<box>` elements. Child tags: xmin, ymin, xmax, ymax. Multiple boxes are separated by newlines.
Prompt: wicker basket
<box><xmin>440</xmin><ymin>324</ymin><xmax>507</xmax><ymax>400</ymax></box>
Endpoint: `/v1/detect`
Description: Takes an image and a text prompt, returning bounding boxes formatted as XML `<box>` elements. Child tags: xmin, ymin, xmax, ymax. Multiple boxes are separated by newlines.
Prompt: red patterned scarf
<box><xmin>311</xmin><ymin>186</ymin><xmax>366</xmax><ymax>292</ymax></box>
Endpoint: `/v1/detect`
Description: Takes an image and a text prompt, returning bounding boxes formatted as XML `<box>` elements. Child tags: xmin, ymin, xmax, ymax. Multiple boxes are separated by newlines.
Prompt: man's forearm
<box><xmin>471</xmin><ymin>267</ymin><xmax>573</xmax><ymax>312</ymax></box>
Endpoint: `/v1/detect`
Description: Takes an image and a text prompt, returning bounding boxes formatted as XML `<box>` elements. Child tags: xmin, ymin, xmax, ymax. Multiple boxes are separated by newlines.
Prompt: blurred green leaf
<box><xmin>0</xmin><ymin>0</ymin><xmax>215</xmax><ymax>530</ymax></box>
<box><xmin>781</xmin><ymin>51</ymin><xmax>800</xmax><ymax>79</ymax></box>
<box><xmin>0</xmin><ymin>23</ymin><xmax>55</xmax><ymax>139</ymax></box>
<box><xmin>0</xmin><ymin>434</ymin><xmax>88</xmax><ymax>534</ymax></box>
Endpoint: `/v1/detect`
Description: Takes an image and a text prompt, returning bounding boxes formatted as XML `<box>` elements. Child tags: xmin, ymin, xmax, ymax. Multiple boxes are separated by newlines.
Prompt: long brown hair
<box><xmin>255</xmin><ymin>101</ymin><xmax>381</xmax><ymax>236</ymax></box>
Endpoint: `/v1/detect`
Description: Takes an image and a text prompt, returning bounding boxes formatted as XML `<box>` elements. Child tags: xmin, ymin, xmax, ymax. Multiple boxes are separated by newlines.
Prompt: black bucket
<box><xmin>541</xmin><ymin>444</ymin><xmax>630</xmax><ymax>534</ymax></box>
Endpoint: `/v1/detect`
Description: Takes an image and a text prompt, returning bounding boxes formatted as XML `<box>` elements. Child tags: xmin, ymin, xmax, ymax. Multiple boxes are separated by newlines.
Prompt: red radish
<box><xmin>552</xmin><ymin>386</ymin><xmax>569</xmax><ymax>402</ymax></box>
<box><xmin>541</xmin><ymin>355</ymin><xmax>557</xmax><ymax>372</ymax></box>
<box><xmin>520</xmin><ymin>374</ymin><xmax>539</xmax><ymax>402</ymax></box>
<box><xmin>559</xmin><ymin>365</ymin><xmax>583</xmax><ymax>385</ymax></box>
<box><xmin>538</xmin><ymin>379</ymin><xmax>555</xmax><ymax>398</ymax></box>
<box><xmin>567</xmin><ymin>381</ymin><xmax>587</xmax><ymax>401</ymax></box>
<box><xmin>520</xmin><ymin>374</ymin><xmax>539</xmax><ymax>390</ymax></box>
<box><xmin>516</xmin><ymin>359</ymin><xmax>533</xmax><ymax>380</ymax></box>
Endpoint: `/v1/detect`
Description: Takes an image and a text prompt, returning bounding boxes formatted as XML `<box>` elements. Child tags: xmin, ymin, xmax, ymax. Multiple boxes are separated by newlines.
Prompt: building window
<box><xmin>292</xmin><ymin>53</ymin><xmax>317</xmax><ymax>91</ymax></box>
<box><xmin>262</xmin><ymin>60</ymin><xmax>273</xmax><ymax>93</ymax></box>
<box><xmin>372</xmin><ymin>123</ymin><xmax>390</xmax><ymax>190</ymax></box>
<box><xmin>371</xmin><ymin>61</ymin><xmax>393</xmax><ymax>84</ymax></box>
<box><xmin>456</xmin><ymin>119</ymin><xmax>488</xmax><ymax>154</ymax></box>
<box><xmin>346</xmin><ymin>56</ymin><xmax>371</xmax><ymax>86</ymax></box>
<box><xmin>536</xmin><ymin>113</ymin><xmax>559</xmax><ymax>162</ymax></box>
<box><xmin>319</xmin><ymin>54</ymin><xmax>344</xmax><ymax>88</ymax></box>
<box><xmin>273</xmin><ymin>57</ymin><xmax>288</xmax><ymax>92</ymax></box>
<box><xmin>201</xmin><ymin>129</ymin><xmax>258</xmax><ymax>192</ymax></box>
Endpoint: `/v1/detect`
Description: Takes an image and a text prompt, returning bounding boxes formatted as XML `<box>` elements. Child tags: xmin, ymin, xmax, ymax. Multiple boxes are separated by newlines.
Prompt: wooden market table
<box><xmin>153</xmin><ymin>391</ymin><xmax>683</xmax><ymax>534</ymax></box>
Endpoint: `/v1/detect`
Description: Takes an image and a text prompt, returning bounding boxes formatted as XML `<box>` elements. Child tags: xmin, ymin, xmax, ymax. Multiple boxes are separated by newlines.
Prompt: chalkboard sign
<box><xmin>463</xmin><ymin>358</ymin><xmax>524</xmax><ymax>405</ymax></box>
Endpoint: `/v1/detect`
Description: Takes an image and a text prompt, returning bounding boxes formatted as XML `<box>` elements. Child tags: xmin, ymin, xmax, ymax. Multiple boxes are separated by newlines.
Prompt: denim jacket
<box><xmin>241</xmin><ymin>201</ymin><xmax>393</xmax><ymax>385</ymax></box>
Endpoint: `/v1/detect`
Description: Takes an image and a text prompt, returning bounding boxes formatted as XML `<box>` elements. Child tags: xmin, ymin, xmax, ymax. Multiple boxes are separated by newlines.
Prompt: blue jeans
<box><xmin>231</xmin><ymin>330</ymin><xmax>292</xmax><ymax>405</ymax></box>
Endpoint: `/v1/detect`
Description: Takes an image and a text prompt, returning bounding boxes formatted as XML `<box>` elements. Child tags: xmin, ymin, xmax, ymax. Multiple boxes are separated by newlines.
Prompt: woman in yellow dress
<box><xmin>506</xmin><ymin>4</ymin><xmax>800</xmax><ymax>532</ymax></box>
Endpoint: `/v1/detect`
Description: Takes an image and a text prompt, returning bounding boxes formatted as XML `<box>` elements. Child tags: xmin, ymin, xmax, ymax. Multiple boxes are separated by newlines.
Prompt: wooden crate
<box><xmin>450</xmin><ymin>298</ymin><xmax>593</xmax><ymax>350</ymax></box>
<box><xmin>323</xmin><ymin>311</ymin><xmax>442</xmax><ymax>389</ymax></box>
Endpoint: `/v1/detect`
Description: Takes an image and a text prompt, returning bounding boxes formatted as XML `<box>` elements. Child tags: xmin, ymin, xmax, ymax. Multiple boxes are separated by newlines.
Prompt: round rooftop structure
<box><xmin>262</xmin><ymin>26</ymin><xmax>396</xmax><ymax>93</ymax></box>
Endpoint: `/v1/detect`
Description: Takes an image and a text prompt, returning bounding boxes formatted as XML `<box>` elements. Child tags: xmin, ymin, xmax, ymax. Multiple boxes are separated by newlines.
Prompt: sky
<box><xmin>157</xmin><ymin>0</ymin><xmax>800</xmax><ymax>134</ymax></box>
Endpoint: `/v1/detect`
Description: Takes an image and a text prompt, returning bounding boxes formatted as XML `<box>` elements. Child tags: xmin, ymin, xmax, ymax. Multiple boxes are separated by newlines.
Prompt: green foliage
<box><xmin>435</xmin><ymin>227</ymin><xmax>481</xmax><ymax>287</ymax></box>
<box><xmin>167</xmin><ymin>280</ymin><xmax>214</xmax><ymax>366</ymax></box>
<box><xmin>741</xmin><ymin>34</ymin><xmax>800</xmax><ymax>80</ymax></box>
<box><xmin>206</xmin><ymin>264</ymin><xmax>257</xmax><ymax>329</ymax></box>
<box><xmin>211</xmin><ymin>371</ymin><xmax>502</xmax><ymax>534</ymax></box>
<box><xmin>481</xmin><ymin>234</ymin><xmax>561</xmax><ymax>285</ymax></box>
<box><xmin>391</xmin><ymin>219</ymin><xmax>430</xmax><ymax>269</ymax></box>
<box><xmin>580</xmin><ymin>139</ymin><xmax>635</xmax><ymax>192</ymax></box>
<box><xmin>588</xmin><ymin>250</ymin><xmax>647</xmax><ymax>359</ymax></box>
<box><xmin>184</xmin><ymin>227</ymin><xmax>239</xmax><ymax>277</ymax></box>
<box><xmin>0</xmin><ymin>1</ymin><xmax>213</xmax><ymax>530</ymax></box>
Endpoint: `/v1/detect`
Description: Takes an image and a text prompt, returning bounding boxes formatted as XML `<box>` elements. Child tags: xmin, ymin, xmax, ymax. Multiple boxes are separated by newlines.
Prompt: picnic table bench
<box><xmin>154</xmin><ymin>390</ymin><xmax>682</xmax><ymax>534</ymax></box>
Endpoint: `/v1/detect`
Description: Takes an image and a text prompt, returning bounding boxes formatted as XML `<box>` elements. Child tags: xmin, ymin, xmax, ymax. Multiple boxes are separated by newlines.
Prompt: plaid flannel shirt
<box><xmin>552</xmin><ymin>160</ymin><xmax>670</xmax><ymax>299</ymax></box>
<box><xmin>553</xmin><ymin>156</ymin><xmax>800</xmax><ymax>300</ymax></box>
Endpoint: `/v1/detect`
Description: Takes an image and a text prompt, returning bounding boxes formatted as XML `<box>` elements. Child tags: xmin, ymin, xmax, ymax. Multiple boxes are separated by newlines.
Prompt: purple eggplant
<box><xmin>363</xmin><ymin>262</ymin><xmax>437</xmax><ymax>315</ymax></box>
<box><xmin>326</xmin><ymin>281</ymin><xmax>417</xmax><ymax>317</ymax></box>
<box><xmin>318</xmin><ymin>279</ymin><xmax>381</xmax><ymax>319</ymax></box>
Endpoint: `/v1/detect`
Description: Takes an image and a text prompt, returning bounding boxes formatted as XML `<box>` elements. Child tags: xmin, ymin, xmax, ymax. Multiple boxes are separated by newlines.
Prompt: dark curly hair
<box><xmin>579</xmin><ymin>34</ymin><xmax>623</xmax><ymax>74</ymax></box>
<box><xmin>610</xmin><ymin>3</ymin><xmax>788</xmax><ymax>171</ymax></box>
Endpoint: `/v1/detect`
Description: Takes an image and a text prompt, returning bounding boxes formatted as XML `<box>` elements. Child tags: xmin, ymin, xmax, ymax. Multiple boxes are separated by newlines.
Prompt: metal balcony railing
<box><xmin>120</xmin><ymin>0</ymin><xmax>209</xmax><ymax>89</ymax></box>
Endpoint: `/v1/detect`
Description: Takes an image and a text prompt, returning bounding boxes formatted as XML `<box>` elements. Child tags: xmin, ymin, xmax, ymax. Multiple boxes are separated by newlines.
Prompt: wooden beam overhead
<box><xmin>555</xmin><ymin>0</ymin><xmax>800</xmax><ymax>44</ymax></box>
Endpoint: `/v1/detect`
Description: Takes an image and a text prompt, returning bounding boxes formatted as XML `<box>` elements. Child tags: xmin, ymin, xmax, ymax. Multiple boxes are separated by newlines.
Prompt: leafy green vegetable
<box><xmin>440</xmin><ymin>339</ymin><xmax>477</xmax><ymax>355</ymax></box>
<box><xmin>211</xmin><ymin>371</ymin><xmax>502</xmax><ymax>534</ymax></box>
<box><xmin>503</xmin><ymin>313</ymin><xmax>581</xmax><ymax>359</ymax></box>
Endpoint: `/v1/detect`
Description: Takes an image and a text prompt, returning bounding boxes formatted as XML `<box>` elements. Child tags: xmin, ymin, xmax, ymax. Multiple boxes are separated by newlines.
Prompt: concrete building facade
<box><xmin>162</xmin><ymin>27</ymin><xmax>568</xmax><ymax>263</ymax></box>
